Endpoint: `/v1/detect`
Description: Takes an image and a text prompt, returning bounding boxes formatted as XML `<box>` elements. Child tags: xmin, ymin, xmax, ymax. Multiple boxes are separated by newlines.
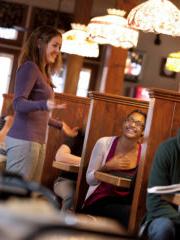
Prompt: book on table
<box><xmin>147</xmin><ymin>183</ymin><xmax>180</xmax><ymax>194</ymax></box>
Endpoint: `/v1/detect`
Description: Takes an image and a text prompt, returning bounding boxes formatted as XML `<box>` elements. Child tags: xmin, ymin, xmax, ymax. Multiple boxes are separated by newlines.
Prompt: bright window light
<box><xmin>0</xmin><ymin>53</ymin><xmax>13</xmax><ymax>112</ymax></box>
<box><xmin>0</xmin><ymin>27</ymin><xmax>18</xmax><ymax>40</ymax></box>
<box><xmin>76</xmin><ymin>69</ymin><xmax>91</xmax><ymax>97</ymax></box>
<box><xmin>52</xmin><ymin>67</ymin><xmax>66</xmax><ymax>93</ymax></box>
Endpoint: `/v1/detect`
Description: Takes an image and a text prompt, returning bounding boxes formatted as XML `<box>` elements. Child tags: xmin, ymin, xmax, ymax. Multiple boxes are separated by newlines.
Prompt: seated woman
<box><xmin>0</xmin><ymin>104</ymin><xmax>14</xmax><ymax>166</ymax></box>
<box><xmin>54</xmin><ymin>129</ymin><xmax>85</xmax><ymax>211</ymax></box>
<box><xmin>81</xmin><ymin>110</ymin><xmax>147</xmax><ymax>227</ymax></box>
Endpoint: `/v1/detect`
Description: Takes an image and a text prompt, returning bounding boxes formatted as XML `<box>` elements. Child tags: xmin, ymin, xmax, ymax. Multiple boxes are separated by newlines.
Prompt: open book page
<box><xmin>147</xmin><ymin>183</ymin><xmax>180</xmax><ymax>194</ymax></box>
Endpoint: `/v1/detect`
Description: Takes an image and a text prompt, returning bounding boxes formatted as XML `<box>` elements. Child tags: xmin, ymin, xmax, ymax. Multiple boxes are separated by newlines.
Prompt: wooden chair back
<box><xmin>75</xmin><ymin>88</ymin><xmax>180</xmax><ymax>234</ymax></box>
<box><xmin>129</xmin><ymin>88</ymin><xmax>180</xmax><ymax>233</ymax></box>
<box><xmin>1</xmin><ymin>93</ymin><xmax>90</xmax><ymax>188</ymax></box>
<box><xmin>1</xmin><ymin>93</ymin><xmax>14</xmax><ymax>116</ymax></box>
<box><xmin>75</xmin><ymin>92</ymin><xmax>149</xmax><ymax>214</ymax></box>
<box><xmin>3</xmin><ymin>88</ymin><xmax>180</xmax><ymax>234</ymax></box>
<box><xmin>41</xmin><ymin>93</ymin><xmax>90</xmax><ymax>187</ymax></box>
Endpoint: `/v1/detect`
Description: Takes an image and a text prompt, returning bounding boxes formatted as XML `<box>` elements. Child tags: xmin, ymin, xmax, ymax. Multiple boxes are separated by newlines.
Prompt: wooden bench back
<box><xmin>129</xmin><ymin>88</ymin><xmax>180</xmax><ymax>233</ymax></box>
<box><xmin>3</xmin><ymin>88</ymin><xmax>180</xmax><ymax>234</ymax></box>
<box><xmin>75</xmin><ymin>92</ymin><xmax>149</xmax><ymax>213</ymax></box>
<box><xmin>75</xmin><ymin>89</ymin><xmax>180</xmax><ymax>234</ymax></box>
<box><xmin>1</xmin><ymin>94</ymin><xmax>14</xmax><ymax>116</ymax></box>
<box><xmin>41</xmin><ymin>93</ymin><xmax>90</xmax><ymax>187</ymax></box>
<box><xmin>1</xmin><ymin>93</ymin><xmax>90</xmax><ymax>188</ymax></box>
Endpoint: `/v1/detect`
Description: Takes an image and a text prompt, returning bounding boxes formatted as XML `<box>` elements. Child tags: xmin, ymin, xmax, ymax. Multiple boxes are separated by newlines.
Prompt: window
<box><xmin>0</xmin><ymin>27</ymin><xmax>18</xmax><ymax>40</ymax></box>
<box><xmin>52</xmin><ymin>66</ymin><xmax>66</xmax><ymax>93</ymax></box>
<box><xmin>0</xmin><ymin>53</ymin><xmax>14</xmax><ymax>112</ymax></box>
<box><xmin>0</xmin><ymin>1</ymin><xmax>28</xmax><ymax>46</ymax></box>
<box><xmin>76</xmin><ymin>68</ymin><xmax>91</xmax><ymax>97</ymax></box>
<box><xmin>52</xmin><ymin>62</ymin><xmax>98</xmax><ymax>97</ymax></box>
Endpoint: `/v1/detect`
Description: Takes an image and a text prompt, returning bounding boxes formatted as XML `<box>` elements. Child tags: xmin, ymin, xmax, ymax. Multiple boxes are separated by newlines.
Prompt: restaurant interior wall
<box><xmin>0</xmin><ymin>0</ymin><xmax>180</xmax><ymax>107</ymax></box>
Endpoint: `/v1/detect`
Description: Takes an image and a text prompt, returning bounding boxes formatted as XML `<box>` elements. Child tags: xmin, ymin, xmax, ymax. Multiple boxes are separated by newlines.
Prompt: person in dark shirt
<box><xmin>54</xmin><ymin>129</ymin><xmax>84</xmax><ymax>210</ymax></box>
<box><xmin>5</xmin><ymin>26</ymin><xmax>78</xmax><ymax>182</ymax></box>
<box><xmin>145</xmin><ymin>129</ymin><xmax>180</xmax><ymax>240</ymax></box>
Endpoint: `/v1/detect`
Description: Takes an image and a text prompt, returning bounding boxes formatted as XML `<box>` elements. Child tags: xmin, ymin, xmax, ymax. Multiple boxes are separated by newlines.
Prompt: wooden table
<box><xmin>162</xmin><ymin>194</ymin><xmax>180</xmax><ymax>206</ymax></box>
<box><xmin>95</xmin><ymin>171</ymin><xmax>132</xmax><ymax>188</ymax></box>
<box><xmin>52</xmin><ymin>161</ymin><xmax>79</xmax><ymax>173</ymax></box>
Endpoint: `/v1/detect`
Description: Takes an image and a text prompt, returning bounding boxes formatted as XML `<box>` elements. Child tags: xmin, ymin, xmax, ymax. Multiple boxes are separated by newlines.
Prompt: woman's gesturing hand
<box><xmin>47</xmin><ymin>99</ymin><xmax>67</xmax><ymax>111</ymax></box>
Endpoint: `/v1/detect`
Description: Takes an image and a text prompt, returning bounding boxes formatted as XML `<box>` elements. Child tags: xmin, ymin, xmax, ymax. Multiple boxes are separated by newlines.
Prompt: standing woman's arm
<box><xmin>14</xmin><ymin>62</ymin><xmax>48</xmax><ymax>113</ymax></box>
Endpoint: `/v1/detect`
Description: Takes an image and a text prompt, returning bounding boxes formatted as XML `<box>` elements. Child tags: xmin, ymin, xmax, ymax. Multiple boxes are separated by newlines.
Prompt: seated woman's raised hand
<box><xmin>101</xmin><ymin>149</ymin><xmax>138</xmax><ymax>171</ymax></box>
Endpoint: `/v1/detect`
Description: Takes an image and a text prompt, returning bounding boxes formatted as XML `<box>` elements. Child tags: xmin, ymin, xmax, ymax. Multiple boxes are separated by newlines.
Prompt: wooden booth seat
<box><xmin>1</xmin><ymin>93</ymin><xmax>90</xmax><ymax>188</ymax></box>
<box><xmin>52</xmin><ymin>92</ymin><xmax>149</xmax><ymax>238</ymax></box>
<box><xmin>3</xmin><ymin>88</ymin><xmax>180</xmax><ymax>236</ymax></box>
<box><xmin>41</xmin><ymin>93</ymin><xmax>90</xmax><ymax>188</ymax></box>
<box><xmin>73</xmin><ymin>88</ymin><xmax>180</xmax><ymax>235</ymax></box>
<box><xmin>73</xmin><ymin>91</ymin><xmax>149</xmax><ymax>235</ymax></box>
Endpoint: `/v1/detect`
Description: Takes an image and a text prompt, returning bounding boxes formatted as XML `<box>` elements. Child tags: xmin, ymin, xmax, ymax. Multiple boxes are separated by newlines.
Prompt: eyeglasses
<box><xmin>125</xmin><ymin>117</ymin><xmax>145</xmax><ymax>130</ymax></box>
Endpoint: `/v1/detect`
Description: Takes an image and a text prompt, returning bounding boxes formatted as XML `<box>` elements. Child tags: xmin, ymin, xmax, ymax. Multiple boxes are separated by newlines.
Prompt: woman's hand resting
<box><xmin>47</xmin><ymin>100</ymin><xmax>67</xmax><ymax>111</ymax></box>
<box><xmin>101</xmin><ymin>149</ymin><xmax>138</xmax><ymax>171</ymax></box>
<box><xmin>62</xmin><ymin>122</ymin><xmax>79</xmax><ymax>137</ymax></box>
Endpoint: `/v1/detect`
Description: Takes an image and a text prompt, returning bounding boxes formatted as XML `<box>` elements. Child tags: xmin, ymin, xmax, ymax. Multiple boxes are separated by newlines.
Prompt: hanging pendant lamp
<box><xmin>61</xmin><ymin>23</ymin><xmax>99</xmax><ymax>58</ymax></box>
<box><xmin>166</xmin><ymin>51</ymin><xmax>180</xmax><ymax>72</ymax></box>
<box><xmin>87</xmin><ymin>9</ymin><xmax>139</xmax><ymax>49</ymax></box>
<box><xmin>127</xmin><ymin>0</ymin><xmax>180</xmax><ymax>36</ymax></box>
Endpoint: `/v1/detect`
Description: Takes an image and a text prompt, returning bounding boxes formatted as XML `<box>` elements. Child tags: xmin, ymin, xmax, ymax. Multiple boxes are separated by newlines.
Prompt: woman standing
<box><xmin>6</xmin><ymin>26</ymin><xmax>78</xmax><ymax>182</ymax></box>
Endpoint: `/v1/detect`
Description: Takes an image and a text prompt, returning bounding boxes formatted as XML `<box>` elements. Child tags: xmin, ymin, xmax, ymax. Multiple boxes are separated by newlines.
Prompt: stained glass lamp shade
<box><xmin>61</xmin><ymin>23</ymin><xmax>99</xmax><ymax>58</ymax></box>
<box><xmin>127</xmin><ymin>0</ymin><xmax>180</xmax><ymax>36</ymax></box>
<box><xmin>87</xmin><ymin>9</ymin><xmax>139</xmax><ymax>49</ymax></box>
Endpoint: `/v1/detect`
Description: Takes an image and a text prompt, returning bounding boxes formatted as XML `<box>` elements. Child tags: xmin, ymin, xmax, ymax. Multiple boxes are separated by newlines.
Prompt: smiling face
<box><xmin>45</xmin><ymin>35</ymin><xmax>62</xmax><ymax>64</ymax></box>
<box><xmin>122</xmin><ymin>112</ymin><xmax>145</xmax><ymax>140</ymax></box>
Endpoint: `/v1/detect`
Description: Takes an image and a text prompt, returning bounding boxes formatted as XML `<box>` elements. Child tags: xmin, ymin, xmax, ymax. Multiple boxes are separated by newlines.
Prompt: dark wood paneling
<box><xmin>3</xmin><ymin>88</ymin><xmax>180</xmax><ymax>235</ymax></box>
<box><xmin>1</xmin><ymin>93</ymin><xmax>14</xmax><ymax>116</ymax></box>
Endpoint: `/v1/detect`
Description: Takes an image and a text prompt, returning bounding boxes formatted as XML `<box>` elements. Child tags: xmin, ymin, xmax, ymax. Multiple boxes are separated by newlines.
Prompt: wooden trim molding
<box><xmin>148</xmin><ymin>88</ymin><xmax>180</xmax><ymax>102</ymax></box>
<box><xmin>88</xmin><ymin>91</ymin><xmax>149</xmax><ymax>109</ymax></box>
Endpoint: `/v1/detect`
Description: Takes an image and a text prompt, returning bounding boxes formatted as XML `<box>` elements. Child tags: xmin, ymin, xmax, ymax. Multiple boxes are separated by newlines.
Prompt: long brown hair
<box><xmin>18</xmin><ymin>25</ymin><xmax>62</xmax><ymax>86</ymax></box>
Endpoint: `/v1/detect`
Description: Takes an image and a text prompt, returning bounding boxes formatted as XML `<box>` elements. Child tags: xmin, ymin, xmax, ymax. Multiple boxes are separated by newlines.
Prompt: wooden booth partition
<box><xmin>75</xmin><ymin>92</ymin><xmax>149</xmax><ymax>213</ymax></box>
<box><xmin>128</xmin><ymin>88</ymin><xmax>180</xmax><ymax>233</ymax></box>
<box><xmin>41</xmin><ymin>93</ymin><xmax>90</xmax><ymax>188</ymax></box>
<box><xmin>2</xmin><ymin>93</ymin><xmax>90</xmax><ymax>188</ymax></box>
<box><xmin>1</xmin><ymin>94</ymin><xmax>14</xmax><ymax>116</ymax></box>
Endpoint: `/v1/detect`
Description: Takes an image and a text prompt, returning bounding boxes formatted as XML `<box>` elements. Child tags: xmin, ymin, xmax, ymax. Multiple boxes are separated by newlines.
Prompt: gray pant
<box><xmin>5</xmin><ymin>136</ymin><xmax>46</xmax><ymax>183</ymax></box>
<box><xmin>54</xmin><ymin>177</ymin><xmax>76</xmax><ymax>210</ymax></box>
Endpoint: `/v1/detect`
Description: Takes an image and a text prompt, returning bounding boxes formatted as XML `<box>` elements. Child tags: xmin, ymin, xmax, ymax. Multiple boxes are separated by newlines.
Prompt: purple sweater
<box><xmin>8</xmin><ymin>61</ymin><xmax>62</xmax><ymax>144</ymax></box>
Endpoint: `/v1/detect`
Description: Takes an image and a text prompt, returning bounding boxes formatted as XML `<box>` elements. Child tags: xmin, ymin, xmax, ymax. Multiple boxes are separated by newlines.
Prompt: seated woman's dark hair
<box><xmin>128</xmin><ymin>109</ymin><xmax>147</xmax><ymax>121</ymax></box>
